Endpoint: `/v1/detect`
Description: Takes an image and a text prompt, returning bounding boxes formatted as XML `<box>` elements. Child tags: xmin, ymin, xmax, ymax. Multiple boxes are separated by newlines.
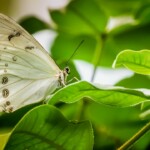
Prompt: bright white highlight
<box><xmin>75</xmin><ymin>60</ymin><xmax>133</xmax><ymax>85</ymax></box>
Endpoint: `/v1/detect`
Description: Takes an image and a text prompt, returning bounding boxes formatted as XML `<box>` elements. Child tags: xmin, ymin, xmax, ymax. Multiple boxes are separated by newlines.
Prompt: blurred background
<box><xmin>0</xmin><ymin>0</ymin><xmax>150</xmax><ymax>149</ymax></box>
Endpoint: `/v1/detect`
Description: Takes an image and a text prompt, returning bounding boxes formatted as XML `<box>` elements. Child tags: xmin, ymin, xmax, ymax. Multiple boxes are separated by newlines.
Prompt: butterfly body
<box><xmin>0</xmin><ymin>13</ymin><xmax>68</xmax><ymax>113</ymax></box>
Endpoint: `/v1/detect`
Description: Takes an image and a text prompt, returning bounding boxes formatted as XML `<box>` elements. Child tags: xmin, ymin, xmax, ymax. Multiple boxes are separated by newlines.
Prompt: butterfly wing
<box><xmin>0</xmin><ymin>13</ymin><xmax>61</xmax><ymax>112</ymax></box>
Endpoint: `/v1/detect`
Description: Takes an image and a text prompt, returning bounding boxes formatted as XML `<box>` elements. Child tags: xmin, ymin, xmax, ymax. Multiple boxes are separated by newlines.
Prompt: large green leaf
<box><xmin>50</xmin><ymin>0</ymin><xmax>108</xmax><ymax>67</ymax></box>
<box><xmin>51</xmin><ymin>0</ymin><xmax>108</xmax><ymax>35</ymax></box>
<box><xmin>49</xmin><ymin>81</ymin><xmax>150</xmax><ymax>107</ymax></box>
<box><xmin>113</xmin><ymin>50</ymin><xmax>150</xmax><ymax>75</ymax></box>
<box><xmin>4</xmin><ymin>105</ymin><xmax>93</xmax><ymax>150</ymax></box>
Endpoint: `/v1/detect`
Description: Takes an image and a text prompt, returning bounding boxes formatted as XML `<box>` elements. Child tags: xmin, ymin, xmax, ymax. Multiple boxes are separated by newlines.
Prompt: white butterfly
<box><xmin>0</xmin><ymin>13</ymin><xmax>70</xmax><ymax>113</ymax></box>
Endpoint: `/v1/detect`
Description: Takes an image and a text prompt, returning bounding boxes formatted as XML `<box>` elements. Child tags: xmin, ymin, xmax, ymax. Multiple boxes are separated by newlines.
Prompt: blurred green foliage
<box><xmin>0</xmin><ymin>0</ymin><xmax>150</xmax><ymax>149</ymax></box>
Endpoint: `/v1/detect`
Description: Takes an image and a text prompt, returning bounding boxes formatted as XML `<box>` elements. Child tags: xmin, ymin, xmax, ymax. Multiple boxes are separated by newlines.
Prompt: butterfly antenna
<box><xmin>66</xmin><ymin>40</ymin><xmax>84</xmax><ymax>66</ymax></box>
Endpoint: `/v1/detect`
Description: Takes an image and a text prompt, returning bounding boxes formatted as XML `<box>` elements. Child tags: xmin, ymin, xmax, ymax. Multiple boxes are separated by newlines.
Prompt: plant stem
<box><xmin>91</xmin><ymin>36</ymin><xmax>101</xmax><ymax>82</ymax></box>
<box><xmin>75</xmin><ymin>97</ymin><xmax>91</xmax><ymax>121</ymax></box>
<box><xmin>75</xmin><ymin>100</ymin><xmax>84</xmax><ymax>121</ymax></box>
<box><xmin>117</xmin><ymin>120</ymin><xmax>150</xmax><ymax>150</ymax></box>
<box><xmin>91</xmin><ymin>34</ymin><xmax>106</xmax><ymax>82</ymax></box>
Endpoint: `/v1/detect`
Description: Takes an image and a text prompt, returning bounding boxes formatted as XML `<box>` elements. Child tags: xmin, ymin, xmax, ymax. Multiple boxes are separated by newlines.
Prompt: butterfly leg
<box><xmin>67</xmin><ymin>77</ymin><xmax>79</xmax><ymax>84</ymax></box>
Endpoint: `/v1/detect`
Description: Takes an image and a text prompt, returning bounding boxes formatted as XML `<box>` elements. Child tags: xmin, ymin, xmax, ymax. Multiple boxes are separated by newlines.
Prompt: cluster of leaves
<box><xmin>0</xmin><ymin>0</ymin><xmax>150</xmax><ymax>149</ymax></box>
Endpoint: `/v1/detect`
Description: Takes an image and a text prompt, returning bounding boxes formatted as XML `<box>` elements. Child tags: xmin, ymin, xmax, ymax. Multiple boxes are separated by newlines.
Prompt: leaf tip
<box><xmin>112</xmin><ymin>59</ymin><xmax>117</xmax><ymax>68</ymax></box>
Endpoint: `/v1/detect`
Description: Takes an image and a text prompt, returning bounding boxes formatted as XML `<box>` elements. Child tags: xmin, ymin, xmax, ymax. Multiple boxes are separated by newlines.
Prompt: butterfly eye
<box><xmin>65</xmin><ymin>67</ymin><xmax>70</xmax><ymax>74</ymax></box>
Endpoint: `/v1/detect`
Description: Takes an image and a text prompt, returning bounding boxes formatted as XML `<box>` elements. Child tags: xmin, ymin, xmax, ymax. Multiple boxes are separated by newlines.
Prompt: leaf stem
<box><xmin>75</xmin><ymin>98</ymin><xmax>90</xmax><ymax>121</ymax></box>
<box><xmin>91</xmin><ymin>33</ymin><xmax>107</xmax><ymax>82</ymax></box>
<box><xmin>75</xmin><ymin>100</ymin><xmax>84</xmax><ymax>121</ymax></box>
<box><xmin>117</xmin><ymin>120</ymin><xmax>150</xmax><ymax>150</ymax></box>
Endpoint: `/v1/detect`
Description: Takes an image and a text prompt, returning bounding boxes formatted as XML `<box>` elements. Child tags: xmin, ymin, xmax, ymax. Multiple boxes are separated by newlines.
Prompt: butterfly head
<box><xmin>63</xmin><ymin>66</ymin><xmax>70</xmax><ymax>82</ymax></box>
<box><xmin>64</xmin><ymin>66</ymin><xmax>70</xmax><ymax>74</ymax></box>
<box><xmin>58</xmin><ymin>66</ymin><xmax>70</xmax><ymax>86</ymax></box>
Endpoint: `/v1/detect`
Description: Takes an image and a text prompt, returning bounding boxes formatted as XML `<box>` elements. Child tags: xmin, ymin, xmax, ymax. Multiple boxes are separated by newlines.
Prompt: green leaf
<box><xmin>49</xmin><ymin>81</ymin><xmax>150</xmax><ymax>107</ymax></box>
<box><xmin>0</xmin><ymin>133</ymin><xmax>10</xmax><ymax>150</ymax></box>
<box><xmin>140</xmin><ymin>101</ymin><xmax>150</xmax><ymax>120</ymax></box>
<box><xmin>0</xmin><ymin>102</ymin><xmax>41</xmax><ymax>130</ymax></box>
<box><xmin>96</xmin><ymin>0</ymin><xmax>143</xmax><ymax>16</ymax></box>
<box><xmin>113</xmin><ymin>50</ymin><xmax>150</xmax><ymax>75</ymax></box>
<box><xmin>50</xmin><ymin>0</ymin><xmax>108</xmax><ymax>67</ymax></box>
<box><xmin>135</xmin><ymin>3</ymin><xmax>150</xmax><ymax>24</ymax></box>
<box><xmin>50</xmin><ymin>0</ymin><xmax>148</xmax><ymax>68</ymax></box>
<box><xmin>19</xmin><ymin>16</ymin><xmax>49</xmax><ymax>34</ymax></box>
<box><xmin>86</xmin><ymin>102</ymin><xmax>150</xmax><ymax>150</ymax></box>
<box><xmin>51</xmin><ymin>0</ymin><xmax>108</xmax><ymax>35</ymax></box>
<box><xmin>50</xmin><ymin>0</ymin><xmax>150</xmax><ymax>68</ymax></box>
<box><xmin>99</xmin><ymin>21</ymin><xmax>150</xmax><ymax>66</ymax></box>
<box><xmin>4</xmin><ymin>105</ymin><xmax>93</xmax><ymax>150</ymax></box>
<box><xmin>109</xmin><ymin>23</ymin><xmax>150</xmax><ymax>50</ymax></box>
<box><xmin>116</xmin><ymin>74</ymin><xmax>150</xmax><ymax>88</ymax></box>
